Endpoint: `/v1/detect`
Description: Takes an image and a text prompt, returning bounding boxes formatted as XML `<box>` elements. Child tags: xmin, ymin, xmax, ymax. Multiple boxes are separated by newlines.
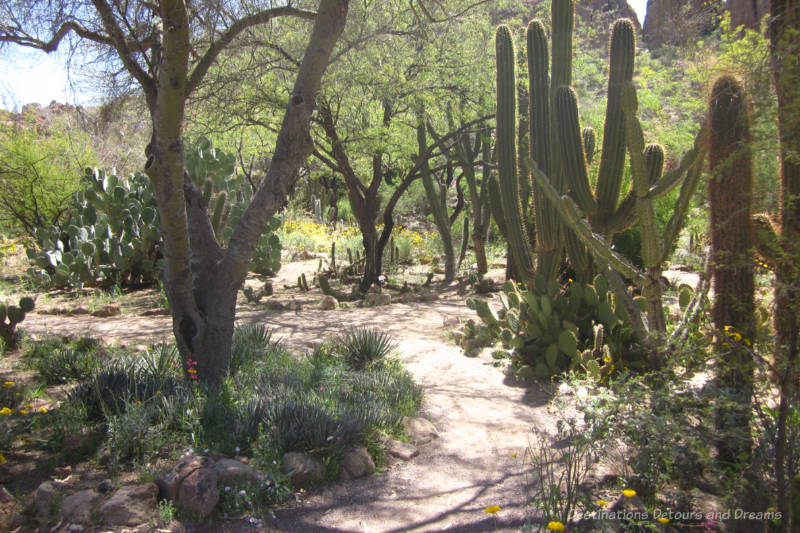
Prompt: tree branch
<box><xmin>186</xmin><ymin>6</ymin><xmax>316</xmax><ymax>94</ymax></box>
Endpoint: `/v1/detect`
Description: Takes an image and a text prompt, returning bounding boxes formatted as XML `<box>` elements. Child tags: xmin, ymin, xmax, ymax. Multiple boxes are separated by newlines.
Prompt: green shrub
<box><xmin>105</xmin><ymin>398</ymin><xmax>161</xmax><ymax>465</ymax></box>
<box><xmin>138</xmin><ymin>343</ymin><xmax>180</xmax><ymax>380</ymax></box>
<box><xmin>230</xmin><ymin>324</ymin><xmax>282</xmax><ymax>374</ymax></box>
<box><xmin>334</xmin><ymin>327</ymin><xmax>397</xmax><ymax>371</ymax></box>
<box><xmin>36</xmin><ymin>348</ymin><xmax>100</xmax><ymax>384</ymax></box>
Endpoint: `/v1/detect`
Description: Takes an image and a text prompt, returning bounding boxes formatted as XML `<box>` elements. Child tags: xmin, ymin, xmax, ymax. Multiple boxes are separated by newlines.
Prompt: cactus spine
<box><xmin>708</xmin><ymin>74</ymin><xmax>755</xmax><ymax>466</ymax></box>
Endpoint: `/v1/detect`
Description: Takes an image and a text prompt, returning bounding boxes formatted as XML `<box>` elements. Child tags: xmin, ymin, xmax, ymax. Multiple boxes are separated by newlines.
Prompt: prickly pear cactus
<box><xmin>467</xmin><ymin>273</ymin><xmax>635</xmax><ymax>379</ymax></box>
<box><xmin>26</xmin><ymin>168</ymin><xmax>162</xmax><ymax>287</ymax></box>
<box><xmin>1</xmin><ymin>296</ymin><xmax>34</xmax><ymax>347</ymax></box>
<box><xmin>185</xmin><ymin>137</ymin><xmax>282</xmax><ymax>274</ymax></box>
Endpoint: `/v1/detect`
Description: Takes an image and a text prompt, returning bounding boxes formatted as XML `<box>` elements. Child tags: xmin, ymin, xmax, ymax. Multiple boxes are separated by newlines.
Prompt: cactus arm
<box><xmin>660</xmin><ymin>154</ymin><xmax>705</xmax><ymax>264</ymax></box>
<box><xmin>531</xmin><ymin>162</ymin><xmax>648</xmax><ymax>286</ymax></box>
<box><xmin>551</xmin><ymin>0</ymin><xmax>573</xmax><ymax>91</ymax></box>
<box><xmin>555</xmin><ymin>86</ymin><xmax>598</xmax><ymax>216</ymax></box>
<box><xmin>602</xmin><ymin>264</ymin><xmax>651</xmax><ymax>342</ymax></box>
<box><xmin>527</xmin><ymin>20</ymin><xmax>561</xmax><ymax>280</ymax></box>
<box><xmin>496</xmin><ymin>25</ymin><xmax>535</xmax><ymax>279</ymax></box>
<box><xmin>622</xmin><ymin>83</ymin><xmax>663</xmax><ymax>269</ymax></box>
<box><xmin>596</xmin><ymin>19</ymin><xmax>636</xmax><ymax>217</ymax></box>
<box><xmin>528</xmin><ymin>20</ymin><xmax>551</xmax><ymax>178</ymax></box>
<box><xmin>647</xmin><ymin>125</ymin><xmax>708</xmax><ymax>200</ymax></box>
<box><xmin>582</xmin><ymin>127</ymin><xmax>596</xmax><ymax>164</ymax></box>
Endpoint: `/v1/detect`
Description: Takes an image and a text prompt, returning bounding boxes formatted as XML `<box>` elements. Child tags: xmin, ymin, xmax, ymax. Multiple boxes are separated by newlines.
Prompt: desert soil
<box><xmin>21</xmin><ymin>259</ymin><xmax>557</xmax><ymax>532</ymax></box>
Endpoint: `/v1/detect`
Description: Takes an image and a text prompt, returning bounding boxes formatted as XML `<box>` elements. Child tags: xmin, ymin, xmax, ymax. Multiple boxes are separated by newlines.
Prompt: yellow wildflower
<box><xmin>0</xmin><ymin>407</ymin><xmax>13</xmax><ymax>415</ymax></box>
<box><xmin>622</xmin><ymin>489</ymin><xmax>636</xmax><ymax>498</ymax></box>
<box><xmin>657</xmin><ymin>517</ymin><xmax>670</xmax><ymax>524</ymax></box>
<box><xmin>595</xmin><ymin>500</ymin><xmax>607</xmax><ymax>506</ymax></box>
<box><xmin>547</xmin><ymin>521</ymin><xmax>565</xmax><ymax>531</ymax></box>
<box><xmin>484</xmin><ymin>505</ymin><xmax>501</xmax><ymax>514</ymax></box>
<box><xmin>2</xmin><ymin>381</ymin><xmax>13</xmax><ymax>388</ymax></box>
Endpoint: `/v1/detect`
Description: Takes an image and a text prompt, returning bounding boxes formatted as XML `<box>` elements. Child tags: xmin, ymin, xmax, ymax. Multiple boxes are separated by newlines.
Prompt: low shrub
<box><xmin>333</xmin><ymin>327</ymin><xmax>397</xmax><ymax>371</ymax></box>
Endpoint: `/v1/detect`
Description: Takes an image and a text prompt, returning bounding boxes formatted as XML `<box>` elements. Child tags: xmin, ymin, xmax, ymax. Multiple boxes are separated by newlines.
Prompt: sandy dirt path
<box><xmin>22</xmin><ymin>262</ymin><xmax>553</xmax><ymax>532</ymax></box>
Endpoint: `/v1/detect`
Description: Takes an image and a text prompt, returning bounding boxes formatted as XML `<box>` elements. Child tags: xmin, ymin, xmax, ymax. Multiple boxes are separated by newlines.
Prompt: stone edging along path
<box><xmin>24</xmin><ymin>290</ymin><xmax>555</xmax><ymax>532</ymax></box>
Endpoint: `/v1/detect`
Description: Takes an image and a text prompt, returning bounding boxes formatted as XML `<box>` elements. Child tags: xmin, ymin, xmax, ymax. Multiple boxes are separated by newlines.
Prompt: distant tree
<box><xmin>0</xmin><ymin>0</ymin><xmax>350</xmax><ymax>383</ymax></box>
<box><xmin>0</xmin><ymin>109</ymin><xmax>94</xmax><ymax>237</ymax></box>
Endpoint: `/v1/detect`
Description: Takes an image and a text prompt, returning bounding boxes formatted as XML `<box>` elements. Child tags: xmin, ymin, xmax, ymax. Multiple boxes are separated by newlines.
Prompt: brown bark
<box><xmin>770</xmin><ymin>1</ymin><xmax>800</xmax><ymax>527</ymax></box>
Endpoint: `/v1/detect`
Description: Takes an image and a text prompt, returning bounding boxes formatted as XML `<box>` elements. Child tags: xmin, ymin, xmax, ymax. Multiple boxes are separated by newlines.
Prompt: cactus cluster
<box><xmin>0</xmin><ymin>296</ymin><xmax>34</xmax><ymax>347</ymax></box>
<box><xmin>27</xmin><ymin>168</ymin><xmax>162</xmax><ymax>287</ymax></box>
<box><xmin>467</xmin><ymin>274</ymin><xmax>629</xmax><ymax>379</ymax></box>
<box><xmin>186</xmin><ymin>137</ymin><xmax>282</xmax><ymax>276</ymax></box>
<box><xmin>492</xmin><ymin>3</ymin><xmax>707</xmax><ymax>345</ymax></box>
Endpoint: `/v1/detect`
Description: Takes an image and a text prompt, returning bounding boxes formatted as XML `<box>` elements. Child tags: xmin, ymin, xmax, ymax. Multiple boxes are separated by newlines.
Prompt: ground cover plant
<box><xmin>0</xmin><ymin>0</ymin><xmax>798</xmax><ymax>531</ymax></box>
<box><xmin>0</xmin><ymin>324</ymin><xmax>421</xmax><ymax>525</ymax></box>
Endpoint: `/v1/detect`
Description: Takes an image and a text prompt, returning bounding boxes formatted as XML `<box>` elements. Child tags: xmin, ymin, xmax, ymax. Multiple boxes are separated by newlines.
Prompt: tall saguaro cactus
<box><xmin>708</xmin><ymin>74</ymin><xmax>755</xmax><ymax>468</ymax></box>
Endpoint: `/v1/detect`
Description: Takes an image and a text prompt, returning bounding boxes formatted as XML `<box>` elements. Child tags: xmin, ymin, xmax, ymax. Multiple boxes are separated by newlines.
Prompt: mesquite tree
<box><xmin>0</xmin><ymin>0</ymin><xmax>350</xmax><ymax>383</ymax></box>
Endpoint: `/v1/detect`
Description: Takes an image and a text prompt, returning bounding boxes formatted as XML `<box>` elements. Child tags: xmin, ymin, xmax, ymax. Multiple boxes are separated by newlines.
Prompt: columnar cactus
<box><xmin>708</xmin><ymin>74</ymin><xmax>755</xmax><ymax>466</ymax></box>
<box><xmin>496</xmin><ymin>24</ymin><xmax>535</xmax><ymax>280</ymax></box>
<box><xmin>417</xmin><ymin>121</ymin><xmax>457</xmax><ymax>282</ymax></box>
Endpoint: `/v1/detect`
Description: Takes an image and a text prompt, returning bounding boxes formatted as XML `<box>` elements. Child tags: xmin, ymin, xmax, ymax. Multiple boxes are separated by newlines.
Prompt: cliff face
<box><xmin>643</xmin><ymin>0</ymin><xmax>724</xmax><ymax>47</ymax></box>
<box><xmin>728</xmin><ymin>0</ymin><xmax>770</xmax><ymax>30</ymax></box>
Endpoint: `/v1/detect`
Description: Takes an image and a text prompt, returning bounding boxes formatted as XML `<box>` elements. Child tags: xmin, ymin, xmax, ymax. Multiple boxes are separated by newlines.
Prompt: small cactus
<box><xmin>1</xmin><ymin>297</ymin><xmax>35</xmax><ymax>348</ymax></box>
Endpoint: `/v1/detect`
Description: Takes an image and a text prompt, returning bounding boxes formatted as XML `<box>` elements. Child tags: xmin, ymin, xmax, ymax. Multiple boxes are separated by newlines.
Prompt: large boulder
<box><xmin>157</xmin><ymin>454</ymin><xmax>219</xmax><ymax>517</ymax></box>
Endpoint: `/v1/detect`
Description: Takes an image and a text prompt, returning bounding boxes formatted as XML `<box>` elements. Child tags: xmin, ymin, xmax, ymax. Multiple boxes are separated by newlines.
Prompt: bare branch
<box><xmin>187</xmin><ymin>6</ymin><xmax>316</xmax><ymax>94</ymax></box>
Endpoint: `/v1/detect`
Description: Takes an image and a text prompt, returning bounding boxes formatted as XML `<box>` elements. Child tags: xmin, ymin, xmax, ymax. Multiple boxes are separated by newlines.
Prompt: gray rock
<box><xmin>341</xmin><ymin>446</ymin><xmax>376</xmax><ymax>480</ymax></box>
<box><xmin>214</xmin><ymin>458</ymin><xmax>263</xmax><ymax>488</ymax></box>
<box><xmin>281</xmin><ymin>452</ymin><xmax>322</xmax><ymax>486</ymax></box>
<box><xmin>402</xmin><ymin>416</ymin><xmax>439</xmax><ymax>445</ymax></box>
<box><xmin>60</xmin><ymin>489</ymin><xmax>100</xmax><ymax>524</ymax></box>
<box><xmin>99</xmin><ymin>483</ymin><xmax>158</xmax><ymax>526</ymax></box>
<box><xmin>34</xmin><ymin>481</ymin><xmax>56</xmax><ymax>524</ymax></box>
<box><xmin>97</xmin><ymin>479</ymin><xmax>114</xmax><ymax>493</ymax></box>
<box><xmin>90</xmin><ymin>304</ymin><xmax>121</xmax><ymax>317</ymax></box>
<box><xmin>384</xmin><ymin>438</ymin><xmax>419</xmax><ymax>460</ymax></box>
<box><xmin>318</xmin><ymin>295</ymin><xmax>338</xmax><ymax>310</ymax></box>
<box><xmin>365</xmin><ymin>292</ymin><xmax>391</xmax><ymax>307</ymax></box>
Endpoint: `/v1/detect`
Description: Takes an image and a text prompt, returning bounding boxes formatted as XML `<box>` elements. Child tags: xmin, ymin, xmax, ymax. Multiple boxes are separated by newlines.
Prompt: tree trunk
<box><xmin>146</xmin><ymin>0</ymin><xmax>349</xmax><ymax>381</ymax></box>
<box><xmin>770</xmin><ymin>1</ymin><xmax>800</xmax><ymax>526</ymax></box>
